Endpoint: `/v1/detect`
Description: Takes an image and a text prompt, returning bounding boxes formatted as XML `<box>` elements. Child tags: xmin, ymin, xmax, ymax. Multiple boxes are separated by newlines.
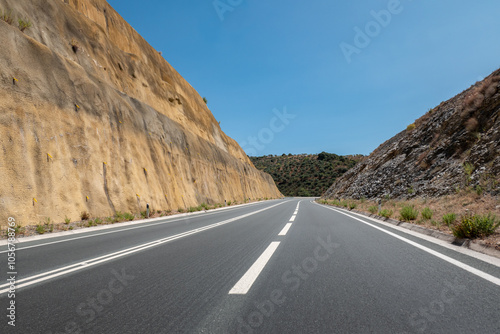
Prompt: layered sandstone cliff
<box><xmin>0</xmin><ymin>0</ymin><xmax>281</xmax><ymax>226</ymax></box>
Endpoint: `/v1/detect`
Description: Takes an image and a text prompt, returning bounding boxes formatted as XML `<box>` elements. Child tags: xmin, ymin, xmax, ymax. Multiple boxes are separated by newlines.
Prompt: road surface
<box><xmin>1</xmin><ymin>198</ymin><xmax>499</xmax><ymax>333</ymax></box>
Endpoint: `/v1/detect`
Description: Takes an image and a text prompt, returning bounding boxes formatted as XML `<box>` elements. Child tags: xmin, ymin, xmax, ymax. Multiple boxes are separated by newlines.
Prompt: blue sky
<box><xmin>107</xmin><ymin>0</ymin><xmax>500</xmax><ymax>156</ymax></box>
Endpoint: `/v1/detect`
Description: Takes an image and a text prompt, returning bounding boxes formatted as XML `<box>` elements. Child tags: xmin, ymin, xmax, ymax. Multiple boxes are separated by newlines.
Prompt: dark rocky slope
<box><xmin>324</xmin><ymin>70</ymin><xmax>500</xmax><ymax>200</ymax></box>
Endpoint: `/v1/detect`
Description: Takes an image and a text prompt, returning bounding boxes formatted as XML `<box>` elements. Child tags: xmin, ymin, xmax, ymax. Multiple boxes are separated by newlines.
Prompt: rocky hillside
<box><xmin>324</xmin><ymin>70</ymin><xmax>500</xmax><ymax>200</ymax></box>
<box><xmin>250</xmin><ymin>153</ymin><xmax>362</xmax><ymax>197</ymax></box>
<box><xmin>0</xmin><ymin>0</ymin><xmax>281</xmax><ymax>226</ymax></box>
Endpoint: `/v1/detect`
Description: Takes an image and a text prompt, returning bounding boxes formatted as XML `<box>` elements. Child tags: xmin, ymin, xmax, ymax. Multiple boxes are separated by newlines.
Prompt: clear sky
<box><xmin>107</xmin><ymin>0</ymin><xmax>500</xmax><ymax>156</ymax></box>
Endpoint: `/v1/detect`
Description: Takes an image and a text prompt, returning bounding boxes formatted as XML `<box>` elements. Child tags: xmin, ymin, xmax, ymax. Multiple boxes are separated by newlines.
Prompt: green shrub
<box><xmin>451</xmin><ymin>213</ymin><xmax>499</xmax><ymax>239</ymax></box>
<box><xmin>178</xmin><ymin>208</ymin><xmax>184</xmax><ymax>213</ymax></box>
<box><xmin>227</xmin><ymin>201</ymin><xmax>232</xmax><ymax>206</ymax></box>
<box><xmin>380</xmin><ymin>209</ymin><xmax>393</xmax><ymax>218</ymax></box>
<box><xmin>64</xmin><ymin>216</ymin><xmax>71</xmax><ymax>225</ymax></box>
<box><xmin>368</xmin><ymin>206</ymin><xmax>378</xmax><ymax>214</ymax></box>
<box><xmin>442</xmin><ymin>213</ymin><xmax>456</xmax><ymax>226</ymax></box>
<box><xmin>124</xmin><ymin>212</ymin><xmax>135</xmax><ymax>221</ymax></box>
<box><xmin>407</xmin><ymin>123</ymin><xmax>416</xmax><ymax>131</ymax></box>
<box><xmin>421</xmin><ymin>207</ymin><xmax>433</xmax><ymax>220</ymax></box>
<box><xmin>1</xmin><ymin>9</ymin><xmax>14</xmax><ymax>25</ymax></box>
<box><xmin>36</xmin><ymin>224</ymin><xmax>45</xmax><ymax>234</ymax></box>
<box><xmin>18</xmin><ymin>18</ymin><xmax>31</xmax><ymax>32</ymax></box>
<box><xmin>348</xmin><ymin>202</ymin><xmax>357</xmax><ymax>210</ymax></box>
<box><xmin>94</xmin><ymin>218</ymin><xmax>103</xmax><ymax>225</ymax></box>
<box><xmin>114</xmin><ymin>211</ymin><xmax>123</xmax><ymax>219</ymax></box>
<box><xmin>400</xmin><ymin>205</ymin><xmax>419</xmax><ymax>221</ymax></box>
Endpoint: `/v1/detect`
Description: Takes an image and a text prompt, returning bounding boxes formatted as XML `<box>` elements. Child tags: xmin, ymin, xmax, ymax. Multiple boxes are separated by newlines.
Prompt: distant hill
<box><xmin>250</xmin><ymin>153</ymin><xmax>363</xmax><ymax>197</ymax></box>
<box><xmin>324</xmin><ymin>69</ymin><xmax>500</xmax><ymax>200</ymax></box>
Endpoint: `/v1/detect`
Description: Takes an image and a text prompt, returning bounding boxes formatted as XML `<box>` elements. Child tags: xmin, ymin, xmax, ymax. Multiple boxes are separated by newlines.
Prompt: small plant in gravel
<box><xmin>124</xmin><ymin>212</ymin><xmax>135</xmax><ymax>221</ymax></box>
<box><xmin>64</xmin><ymin>216</ymin><xmax>71</xmax><ymax>225</ymax></box>
<box><xmin>227</xmin><ymin>201</ymin><xmax>232</xmax><ymax>206</ymax></box>
<box><xmin>421</xmin><ymin>207</ymin><xmax>433</xmax><ymax>220</ymax></box>
<box><xmin>94</xmin><ymin>218</ymin><xmax>103</xmax><ymax>225</ymax></box>
<box><xmin>400</xmin><ymin>205</ymin><xmax>419</xmax><ymax>221</ymax></box>
<box><xmin>36</xmin><ymin>224</ymin><xmax>45</xmax><ymax>234</ymax></box>
<box><xmin>451</xmin><ymin>213</ymin><xmax>499</xmax><ymax>239</ymax></box>
<box><xmin>368</xmin><ymin>206</ymin><xmax>378</xmax><ymax>214</ymax></box>
<box><xmin>380</xmin><ymin>209</ymin><xmax>393</xmax><ymax>219</ymax></box>
<box><xmin>348</xmin><ymin>202</ymin><xmax>357</xmax><ymax>210</ymax></box>
<box><xmin>178</xmin><ymin>208</ymin><xmax>184</xmax><ymax>213</ymax></box>
<box><xmin>431</xmin><ymin>220</ymin><xmax>441</xmax><ymax>227</ymax></box>
<box><xmin>69</xmin><ymin>226</ymin><xmax>74</xmax><ymax>230</ymax></box>
<box><xmin>442</xmin><ymin>213</ymin><xmax>457</xmax><ymax>227</ymax></box>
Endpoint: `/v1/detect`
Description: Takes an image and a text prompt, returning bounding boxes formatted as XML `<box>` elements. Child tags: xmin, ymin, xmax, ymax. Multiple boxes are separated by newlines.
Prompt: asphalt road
<box><xmin>1</xmin><ymin>198</ymin><xmax>499</xmax><ymax>333</ymax></box>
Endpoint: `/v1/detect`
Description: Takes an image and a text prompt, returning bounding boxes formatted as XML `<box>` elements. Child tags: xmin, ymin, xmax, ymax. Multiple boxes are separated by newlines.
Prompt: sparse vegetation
<box><xmin>64</xmin><ymin>216</ymin><xmax>71</xmax><ymax>225</ymax></box>
<box><xmin>18</xmin><ymin>17</ymin><xmax>31</xmax><ymax>32</ymax></box>
<box><xmin>463</xmin><ymin>162</ymin><xmax>474</xmax><ymax>185</ymax></box>
<box><xmin>406</xmin><ymin>123</ymin><xmax>416</xmax><ymax>131</ymax></box>
<box><xmin>442</xmin><ymin>213</ymin><xmax>457</xmax><ymax>227</ymax></box>
<box><xmin>202</xmin><ymin>97</ymin><xmax>207</xmax><ymax>104</ymax></box>
<box><xmin>379</xmin><ymin>209</ymin><xmax>393</xmax><ymax>219</ymax></box>
<box><xmin>36</xmin><ymin>224</ymin><xmax>45</xmax><ymax>234</ymax></box>
<box><xmin>451</xmin><ymin>213</ymin><xmax>499</xmax><ymax>239</ymax></box>
<box><xmin>1</xmin><ymin>9</ymin><xmax>14</xmax><ymax>25</ymax></box>
<box><xmin>421</xmin><ymin>207</ymin><xmax>433</xmax><ymax>220</ymax></box>
<box><xmin>348</xmin><ymin>202</ymin><xmax>357</xmax><ymax>210</ymax></box>
<box><xmin>368</xmin><ymin>206</ymin><xmax>378</xmax><ymax>214</ymax></box>
<box><xmin>400</xmin><ymin>205</ymin><xmax>419</xmax><ymax>221</ymax></box>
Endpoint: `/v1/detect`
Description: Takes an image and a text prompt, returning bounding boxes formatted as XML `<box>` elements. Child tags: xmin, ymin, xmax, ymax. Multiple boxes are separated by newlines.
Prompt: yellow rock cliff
<box><xmin>0</xmin><ymin>0</ymin><xmax>281</xmax><ymax>226</ymax></box>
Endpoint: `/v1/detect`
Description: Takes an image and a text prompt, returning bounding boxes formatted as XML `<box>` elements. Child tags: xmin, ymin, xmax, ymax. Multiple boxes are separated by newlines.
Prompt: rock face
<box><xmin>324</xmin><ymin>70</ymin><xmax>500</xmax><ymax>200</ymax></box>
<box><xmin>0</xmin><ymin>0</ymin><xmax>281</xmax><ymax>226</ymax></box>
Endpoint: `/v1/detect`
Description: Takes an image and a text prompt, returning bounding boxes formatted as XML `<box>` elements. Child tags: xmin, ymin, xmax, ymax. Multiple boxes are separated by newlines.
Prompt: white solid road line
<box><xmin>0</xmin><ymin>201</ymin><xmax>289</xmax><ymax>295</ymax></box>
<box><xmin>279</xmin><ymin>223</ymin><xmax>293</xmax><ymax>236</ymax></box>
<box><xmin>289</xmin><ymin>215</ymin><xmax>296</xmax><ymax>222</ymax></box>
<box><xmin>317</xmin><ymin>204</ymin><xmax>500</xmax><ymax>287</ymax></box>
<box><xmin>0</xmin><ymin>200</ymin><xmax>275</xmax><ymax>252</ymax></box>
<box><xmin>229</xmin><ymin>242</ymin><xmax>281</xmax><ymax>294</ymax></box>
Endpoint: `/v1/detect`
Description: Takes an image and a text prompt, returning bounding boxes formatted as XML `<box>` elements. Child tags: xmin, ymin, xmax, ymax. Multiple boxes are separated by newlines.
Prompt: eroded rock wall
<box><xmin>324</xmin><ymin>70</ymin><xmax>500</xmax><ymax>200</ymax></box>
<box><xmin>0</xmin><ymin>0</ymin><xmax>281</xmax><ymax>226</ymax></box>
